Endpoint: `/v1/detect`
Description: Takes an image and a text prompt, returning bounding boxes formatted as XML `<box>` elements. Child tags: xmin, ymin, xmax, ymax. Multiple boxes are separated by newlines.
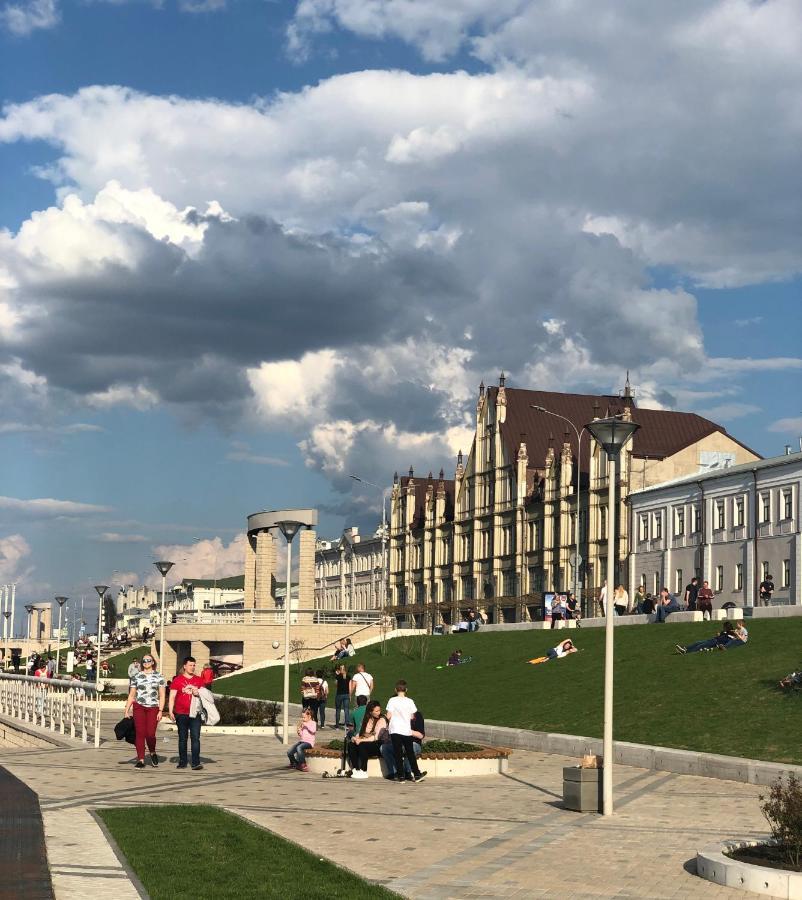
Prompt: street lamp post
<box><xmin>349</xmin><ymin>475</ymin><xmax>390</xmax><ymax>613</ymax></box>
<box><xmin>54</xmin><ymin>596</ymin><xmax>68</xmax><ymax>676</ymax></box>
<box><xmin>585</xmin><ymin>415</ymin><xmax>639</xmax><ymax>817</ymax></box>
<box><xmin>277</xmin><ymin>521</ymin><xmax>303</xmax><ymax>745</ymax></box>
<box><xmin>93</xmin><ymin>584</ymin><xmax>108</xmax><ymax>749</ymax></box>
<box><xmin>531</xmin><ymin>407</ymin><xmax>587</xmax><ymax>610</ymax></box>
<box><xmin>2</xmin><ymin>610</ymin><xmax>10</xmax><ymax>671</ymax></box>
<box><xmin>154</xmin><ymin>561</ymin><xmax>175</xmax><ymax>672</ymax></box>
<box><xmin>24</xmin><ymin>604</ymin><xmax>33</xmax><ymax>663</ymax></box>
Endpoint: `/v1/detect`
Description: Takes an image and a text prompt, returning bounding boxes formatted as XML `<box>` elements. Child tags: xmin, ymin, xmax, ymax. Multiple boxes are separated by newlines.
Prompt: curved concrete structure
<box><xmin>696</xmin><ymin>840</ymin><xmax>800</xmax><ymax>898</ymax></box>
<box><xmin>247</xmin><ymin>509</ymin><xmax>318</xmax><ymax>535</ymax></box>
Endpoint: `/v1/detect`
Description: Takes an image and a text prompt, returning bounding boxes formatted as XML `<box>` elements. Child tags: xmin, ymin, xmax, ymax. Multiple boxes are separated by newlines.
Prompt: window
<box><xmin>397</xmin><ymin>586</ymin><xmax>407</xmax><ymax>605</ymax></box>
<box><xmin>653</xmin><ymin>572</ymin><xmax>660</xmax><ymax>595</ymax></box>
<box><xmin>462</xmin><ymin>576</ymin><xmax>473</xmax><ymax>600</ymax></box>
<box><xmin>762</xmin><ymin>561</ymin><xmax>769</xmax><ymax>582</ymax></box>
<box><xmin>675</xmin><ymin>569</ymin><xmax>683</xmax><ymax>594</ymax></box>
<box><xmin>503</xmin><ymin>571</ymin><xmax>516</xmax><ymax>596</ymax></box>
<box><xmin>480</xmin><ymin>529</ymin><xmax>490</xmax><ymax>558</ymax></box>
<box><xmin>693</xmin><ymin>505</ymin><xmax>702</xmax><ymax>534</ymax></box>
<box><xmin>600</xmin><ymin>506</ymin><xmax>607</xmax><ymax>540</ymax></box>
<box><xmin>715</xmin><ymin>565</ymin><xmax>724</xmax><ymax>592</ymax></box>
<box><xmin>674</xmin><ymin>508</ymin><xmax>685</xmax><ymax>536</ymax></box>
<box><xmin>639</xmin><ymin>514</ymin><xmax>648</xmax><ymax>542</ymax></box>
<box><xmin>783</xmin><ymin>489</ymin><xmax>793</xmax><ymax>520</ymax></box>
<box><xmin>641</xmin><ymin>573</ymin><xmax>647</xmax><ymax>592</ymax></box>
<box><xmin>501</xmin><ymin>525</ymin><xmax>512</xmax><ymax>556</ymax></box>
<box><xmin>529</xmin><ymin>567</ymin><xmax>544</xmax><ymax>592</ymax></box>
<box><xmin>715</xmin><ymin>500</ymin><xmax>725</xmax><ymax>530</ymax></box>
<box><xmin>735</xmin><ymin>563</ymin><xmax>743</xmax><ymax>591</ymax></box>
<box><xmin>735</xmin><ymin>496</ymin><xmax>745</xmax><ymax>528</ymax></box>
<box><xmin>761</xmin><ymin>493</ymin><xmax>771</xmax><ymax>523</ymax></box>
<box><xmin>783</xmin><ymin>559</ymin><xmax>791</xmax><ymax>588</ymax></box>
<box><xmin>415</xmin><ymin>582</ymin><xmax>424</xmax><ymax>603</ymax></box>
<box><xmin>653</xmin><ymin>512</ymin><xmax>662</xmax><ymax>540</ymax></box>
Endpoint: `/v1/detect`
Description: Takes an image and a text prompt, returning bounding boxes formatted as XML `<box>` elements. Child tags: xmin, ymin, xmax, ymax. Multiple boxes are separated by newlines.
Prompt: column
<box><xmin>298</xmin><ymin>529</ymin><xmax>316</xmax><ymax>609</ymax></box>
<box><xmin>244</xmin><ymin>534</ymin><xmax>257</xmax><ymax>608</ymax></box>
<box><xmin>254</xmin><ymin>530</ymin><xmax>276</xmax><ymax>609</ymax></box>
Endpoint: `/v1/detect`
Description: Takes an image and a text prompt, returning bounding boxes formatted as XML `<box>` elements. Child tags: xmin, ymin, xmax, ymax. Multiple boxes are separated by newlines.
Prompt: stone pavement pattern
<box><xmin>0</xmin><ymin>714</ymin><xmax>770</xmax><ymax>899</ymax></box>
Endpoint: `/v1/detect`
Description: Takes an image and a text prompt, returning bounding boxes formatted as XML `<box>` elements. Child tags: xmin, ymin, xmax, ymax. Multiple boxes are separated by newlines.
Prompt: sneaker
<box><xmin>191</xmin><ymin>764</ymin><xmax>204</xmax><ymax>770</ymax></box>
<box><xmin>394</xmin><ymin>776</ymin><xmax>405</xmax><ymax>783</ymax></box>
<box><xmin>287</xmin><ymin>761</ymin><xmax>297</xmax><ymax>768</ymax></box>
<box><xmin>150</xmin><ymin>754</ymin><xmax>159</xmax><ymax>767</ymax></box>
<box><xmin>675</xmin><ymin>644</ymin><xmax>686</xmax><ymax>654</ymax></box>
<box><xmin>134</xmin><ymin>760</ymin><xmax>145</xmax><ymax>769</ymax></box>
<box><xmin>351</xmin><ymin>770</ymin><xmax>368</xmax><ymax>780</ymax></box>
<box><xmin>413</xmin><ymin>771</ymin><xmax>427</xmax><ymax>782</ymax></box>
<box><xmin>298</xmin><ymin>764</ymin><xmax>309</xmax><ymax>772</ymax></box>
<box><xmin>176</xmin><ymin>763</ymin><xmax>187</xmax><ymax>769</ymax></box>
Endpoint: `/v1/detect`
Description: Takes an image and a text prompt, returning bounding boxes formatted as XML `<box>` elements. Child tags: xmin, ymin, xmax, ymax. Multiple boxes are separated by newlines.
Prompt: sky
<box><xmin>1</xmin><ymin>0</ymin><xmax>802</xmax><ymax>628</ymax></box>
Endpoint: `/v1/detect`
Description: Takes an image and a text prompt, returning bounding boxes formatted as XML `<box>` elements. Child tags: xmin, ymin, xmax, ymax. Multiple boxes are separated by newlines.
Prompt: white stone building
<box><xmin>315</xmin><ymin>527</ymin><xmax>387</xmax><ymax>611</ymax></box>
<box><xmin>628</xmin><ymin>451</ymin><xmax>802</xmax><ymax>606</ymax></box>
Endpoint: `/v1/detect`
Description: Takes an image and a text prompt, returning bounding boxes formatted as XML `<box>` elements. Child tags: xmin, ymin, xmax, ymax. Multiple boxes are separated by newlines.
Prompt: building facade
<box><xmin>388</xmin><ymin>375</ymin><xmax>760</xmax><ymax>628</ymax></box>
<box><xmin>629</xmin><ymin>452</ymin><xmax>802</xmax><ymax>606</ymax></box>
<box><xmin>315</xmin><ymin>527</ymin><xmax>387</xmax><ymax>611</ymax></box>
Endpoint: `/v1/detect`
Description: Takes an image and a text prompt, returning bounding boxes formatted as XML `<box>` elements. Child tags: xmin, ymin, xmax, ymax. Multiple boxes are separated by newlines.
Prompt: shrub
<box><xmin>215</xmin><ymin>696</ymin><xmax>278</xmax><ymax>726</ymax></box>
<box><xmin>761</xmin><ymin>774</ymin><xmax>802</xmax><ymax>869</ymax></box>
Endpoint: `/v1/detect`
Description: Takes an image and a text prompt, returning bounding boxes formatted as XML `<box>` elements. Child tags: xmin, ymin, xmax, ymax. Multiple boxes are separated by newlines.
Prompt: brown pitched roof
<box><xmin>400</xmin><ymin>474</ymin><xmax>455</xmax><ymax>529</ymax></box>
<box><xmin>490</xmin><ymin>386</ymin><xmax>759</xmax><ymax>474</ymax></box>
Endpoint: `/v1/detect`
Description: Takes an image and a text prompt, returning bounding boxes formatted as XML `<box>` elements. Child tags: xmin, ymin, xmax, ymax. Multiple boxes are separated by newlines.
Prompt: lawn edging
<box><xmin>231</xmin><ymin>696</ymin><xmax>802</xmax><ymax>788</ymax></box>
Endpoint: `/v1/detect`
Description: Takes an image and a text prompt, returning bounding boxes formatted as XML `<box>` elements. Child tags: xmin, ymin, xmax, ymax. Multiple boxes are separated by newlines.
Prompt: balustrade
<box><xmin>0</xmin><ymin>673</ymin><xmax>102</xmax><ymax>746</ymax></box>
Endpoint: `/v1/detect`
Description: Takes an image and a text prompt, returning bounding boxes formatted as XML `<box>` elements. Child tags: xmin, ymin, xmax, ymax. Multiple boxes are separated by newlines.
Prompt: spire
<box><xmin>592</xmin><ymin>399</ymin><xmax>600</xmax><ymax>419</ymax></box>
<box><xmin>428</xmin><ymin>470</ymin><xmax>433</xmax><ymax>481</ymax></box>
<box><xmin>438</xmin><ymin>467</ymin><xmax>444</xmax><ymax>480</ymax></box>
<box><xmin>499</xmin><ymin>371</ymin><xmax>506</xmax><ymax>387</ymax></box>
<box><xmin>393</xmin><ymin>471</ymin><xmax>399</xmax><ymax>485</ymax></box>
<box><xmin>479</xmin><ymin>380</ymin><xmax>485</xmax><ymax>396</ymax></box>
<box><xmin>457</xmin><ymin>449</ymin><xmax>463</xmax><ymax>466</ymax></box>
<box><xmin>408</xmin><ymin>466</ymin><xmax>414</xmax><ymax>479</ymax></box>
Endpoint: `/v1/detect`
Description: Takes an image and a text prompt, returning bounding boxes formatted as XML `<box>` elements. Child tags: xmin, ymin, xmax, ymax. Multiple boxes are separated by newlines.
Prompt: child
<box><xmin>386</xmin><ymin>680</ymin><xmax>426</xmax><ymax>783</ymax></box>
<box><xmin>287</xmin><ymin>707</ymin><xmax>317</xmax><ymax>772</ymax></box>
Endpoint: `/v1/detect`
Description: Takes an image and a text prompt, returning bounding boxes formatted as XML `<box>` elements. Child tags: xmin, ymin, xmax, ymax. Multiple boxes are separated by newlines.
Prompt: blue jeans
<box><xmin>318</xmin><ymin>701</ymin><xmax>327</xmax><ymax>728</ymax></box>
<box><xmin>685</xmin><ymin>637</ymin><xmax>720</xmax><ymax>653</ymax></box>
<box><xmin>654</xmin><ymin>601</ymin><xmax>679</xmax><ymax>623</ymax></box>
<box><xmin>334</xmin><ymin>693</ymin><xmax>351</xmax><ymax>728</ymax></box>
<box><xmin>175</xmin><ymin>714</ymin><xmax>202</xmax><ymax>767</ymax></box>
<box><xmin>380</xmin><ymin>740</ymin><xmax>421</xmax><ymax>778</ymax></box>
<box><xmin>288</xmin><ymin>741</ymin><xmax>312</xmax><ymax>766</ymax></box>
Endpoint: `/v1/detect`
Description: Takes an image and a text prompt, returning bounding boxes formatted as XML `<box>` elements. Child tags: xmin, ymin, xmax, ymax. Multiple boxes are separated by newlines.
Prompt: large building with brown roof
<box><xmin>388</xmin><ymin>375</ymin><xmax>760</xmax><ymax>628</ymax></box>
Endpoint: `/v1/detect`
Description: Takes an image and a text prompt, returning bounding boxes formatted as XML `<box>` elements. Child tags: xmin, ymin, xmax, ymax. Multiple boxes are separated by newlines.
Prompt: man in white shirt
<box><xmin>386</xmin><ymin>680</ymin><xmax>426</xmax><ymax>783</ymax></box>
<box><xmin>349</xmin><ymin>663</ymin><xmax>374</xmax><ymax>704</ymax></box>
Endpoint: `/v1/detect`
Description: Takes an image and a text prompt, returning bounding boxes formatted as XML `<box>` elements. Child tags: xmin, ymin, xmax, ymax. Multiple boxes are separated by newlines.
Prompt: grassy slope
<box><xmin>217</xmin><ymin>619</ymin><xmax>802</xmax><ymax>764</ymax></box>
<box><xmin>98</xmin><ymin>806</ymin><xmax>400</xmax><ymax>900</ymax></box>
<box><xmin>75</xmin><ymin>644</ymin><xmax>148</xmax><ymax>675</ymax></box>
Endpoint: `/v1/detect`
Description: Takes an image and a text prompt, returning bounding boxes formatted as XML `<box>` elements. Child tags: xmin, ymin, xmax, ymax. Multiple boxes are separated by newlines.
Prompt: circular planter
<box><xmin>305</xmin><ymin>746</ymin><xmax>511</xmax><ymax>778</ymax></box>
<box><xmin>160</xmin><ymin>724</ymin><xmax>276</xmax><ymax>735</ymax></box>
<box><xmin>697</xmin><ymin>840</ymin><xmax>802</xmax><ymax>897</ymax></box>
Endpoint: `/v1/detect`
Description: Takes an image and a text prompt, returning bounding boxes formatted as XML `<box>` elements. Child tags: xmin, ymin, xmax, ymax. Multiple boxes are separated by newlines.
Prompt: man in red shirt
<box><xmin>168</xmin><ymin>656</ymin><xmax>205</xmax><ymax>770</ymax></box>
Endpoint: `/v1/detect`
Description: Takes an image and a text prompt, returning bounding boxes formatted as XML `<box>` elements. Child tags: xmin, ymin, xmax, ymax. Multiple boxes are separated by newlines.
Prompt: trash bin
<box><xmin>563</xmin><ymin>766</ymin><xmax>602</xmax><ymax>812</ymax></box>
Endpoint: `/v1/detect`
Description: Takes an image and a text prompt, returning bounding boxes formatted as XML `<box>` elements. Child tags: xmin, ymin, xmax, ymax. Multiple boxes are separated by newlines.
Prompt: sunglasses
<box><xmin>142</xmin><ymin>658</ymin><xmax>154</xmax><ymax>664</ymax></box>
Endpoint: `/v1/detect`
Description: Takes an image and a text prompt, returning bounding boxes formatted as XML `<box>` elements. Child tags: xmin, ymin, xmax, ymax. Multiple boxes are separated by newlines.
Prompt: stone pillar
<box><xmin>298</xmin><ymin>529</ymin><xmax>316</xmax><ymax>609</ymax></box>
<box><xmin>244</xmin><ymin>533</ymin><xmax>257</xmax><ymax>608</ymax></box>
<box><xmin>254</xmin><ymin>530</ymin><xmax>276</xmax><ymax>609</ymax></box>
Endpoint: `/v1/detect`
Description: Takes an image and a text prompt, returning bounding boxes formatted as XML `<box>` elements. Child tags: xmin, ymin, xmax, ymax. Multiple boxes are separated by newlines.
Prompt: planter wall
<box><xmin>697</xmin><ymin>840</ymin><xmax>802</xmax><ymax>898</ymax></box>
<box><xmin>305</xmin><ymin>746</ymin><xmax>510</xmax><ymax>778</ymax></box>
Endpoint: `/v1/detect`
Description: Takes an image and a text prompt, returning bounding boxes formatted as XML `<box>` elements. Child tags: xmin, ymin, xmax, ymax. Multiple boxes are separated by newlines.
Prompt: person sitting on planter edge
<box><xmin>653</xmin><ymin>587</ymin><xmax>681</xmax><ymax>623</ymax></box>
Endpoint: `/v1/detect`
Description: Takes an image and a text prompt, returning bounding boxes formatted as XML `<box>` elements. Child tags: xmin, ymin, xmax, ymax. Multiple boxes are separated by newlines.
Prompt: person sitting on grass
<box><xmin>329</xmin><ymin>640</ymin><xmax>344</xmax><ymax>661</ymax></box>
<box><xmin>528</xmin><ymin>639</ymin><xmax>578</xmax><ymax>665</ymax></box>
<box><xmin>676</xmin><ymin>621</ymin><xmax>748</xmax><ymax>654</ymax></box>
<box><xmin>287</xmin><ymin>707</ymin><xmax>316</xmax><ymax>772</ymax></box>
<box><xmin>446</xmin><ymin>649</ymin><xmax>463</xmax><ymax>666</ymax></box>
<box><xmin>348</xmin><ymin>700</ymin><xmax>388</xmax><ymax>779</ymax></box>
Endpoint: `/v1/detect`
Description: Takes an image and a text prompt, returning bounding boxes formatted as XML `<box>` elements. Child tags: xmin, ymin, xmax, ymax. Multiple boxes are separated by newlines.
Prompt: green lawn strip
<box><xmin>216</xmin><ymin>618</ymin><xmax>802</xmax><ymax>764</ymax></box>
<box><xmin>98</xmin><ymin>805</ymin><xmax>400</xmax><ymax>900</ymax></box>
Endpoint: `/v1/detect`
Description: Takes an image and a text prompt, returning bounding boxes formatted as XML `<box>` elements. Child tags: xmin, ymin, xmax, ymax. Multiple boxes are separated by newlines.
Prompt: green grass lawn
<box><xmin>75</xmin><ymin>644</ymin><xmax>148</xmax><ymax>676</ymax></box>
<box><xmin>98</xmin><ymin>806</ymin><xmax>400</xmax><ymax>900</ymax></box>
<box><xmin>216</xmin><ymin>619</ymin><xmax>802</xmax><ymax>764</ymax></box>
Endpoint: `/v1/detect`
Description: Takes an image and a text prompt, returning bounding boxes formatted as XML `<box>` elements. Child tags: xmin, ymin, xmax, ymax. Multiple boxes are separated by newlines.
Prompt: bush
<box><xmin>761</xmin><ymin>774</ymin><xmax>802</xmax><ymax>869</ymax></box>
<box><xmin>215</xmin><ymin>696</ymin><xmax>278</xmax><ymax>726</ymax></box>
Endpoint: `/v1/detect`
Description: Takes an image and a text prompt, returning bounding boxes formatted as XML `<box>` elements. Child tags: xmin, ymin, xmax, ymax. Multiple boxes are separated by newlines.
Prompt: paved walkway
<box><xmin>0</xmin><ymin>717</ymin><xmax>770</xmax><ymax>899</ymax></box>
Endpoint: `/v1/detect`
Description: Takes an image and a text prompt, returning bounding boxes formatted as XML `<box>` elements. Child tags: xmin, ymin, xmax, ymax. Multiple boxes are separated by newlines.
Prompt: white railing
<box><xmin>0</xmin><ymin>673</ymin><xmax>102</xmax><ymax>746</ymax></box>
<box><xmin>170</xmin><ymin>608</ymin><xmax>385</xmax><ymax>626</ymax></box>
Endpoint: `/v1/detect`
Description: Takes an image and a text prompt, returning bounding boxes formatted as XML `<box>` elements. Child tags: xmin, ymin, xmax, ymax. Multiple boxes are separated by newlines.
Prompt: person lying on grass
<box><xmin>528</xmin><ymin>639</ymin><xmax>578</xmax><ymax>665</ymax></box>
<box><xmin>779</xmin><ymin>670</ymin><xmax>802</xmax><ymax>689</ymax></box>
<box><xmin>446</xmin><ymin>649</ymin><xmax>463</xmax><ymax>666</ymax></box>
<box><xmin>675</xmin><ymin>621</ymin><xmax>749</xmax><ymax>654</ymax></box>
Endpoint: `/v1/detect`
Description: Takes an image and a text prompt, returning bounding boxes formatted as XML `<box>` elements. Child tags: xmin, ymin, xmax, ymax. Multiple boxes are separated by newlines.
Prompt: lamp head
<box><xmin>55</xmin><ymin>595</ymin><xmax>68</xmax><ymax>607</ymax></box>
<box><xmin>585</xmin><ymin>416</ymin><xmax>640</xmax><ymax>457</ymax></box>
<box><xmin>24</xmin><ymin>604</ymin><xmax>33</xmax><ymax>614</ymax></box>
<box><xmin>2</xmin><ymin>611</ymin><xmax>10</xmax><ymax>620</ymax></box>
<box><xmin>277</xmin><ymin>521</ymin><xmax>302</xmax><ymax>542</ymax></box>
<box><xmin>94</xmin><ymin>584</ymin><xmax>109</xmax><ymax>599</ymax></box>
<box><xmin>154</xmin><ymin>561</ymin><xmax>174</xmax><ymax>577</ymax></box>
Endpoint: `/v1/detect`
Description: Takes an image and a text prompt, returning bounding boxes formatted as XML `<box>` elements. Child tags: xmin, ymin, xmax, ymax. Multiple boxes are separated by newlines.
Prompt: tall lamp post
<box><xmin>54</xmin><ymin>596</ymin><xmax>68</xmax><ymax>676</ymax></box>
<box><xmin>24</xmin><ymin>604</ymin><xmax>34</xmax><ymax>663</ymax></box>
<box><xmin>154</xmin><ymin>561</ymin><xmax>175</xmax><ymax>672</ymax></box>
<box><xmin>2</xmin><ymin>610</ymin><xmax>10</xmax><ymax>671</ymax></box>
<box><xmin>585</xmin><ymin>415</ymin><xmax>639</xmax><ymax>816</ymax></box>
<box><xmin>93</xmin><ymin>585</ymin><xmax>108</xmax><ymax>748</ymax></box>
<box><xmin>276</xmin><ymin>521</ymin><xmax>304</xmax><ymax>745</ymax></box>
<box><xmin>349</xmin><ymin>475</ymin><xmax>390</xmax><ymax>612</ymax></box>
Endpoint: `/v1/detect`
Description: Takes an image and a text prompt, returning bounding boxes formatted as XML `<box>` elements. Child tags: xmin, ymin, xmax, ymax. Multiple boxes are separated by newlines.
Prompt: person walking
<box><xmin>124</xmin><ymin>653</ymin><xmax>166</xmax><ymax>769</ymax></box>
<box><xmin>333</xmin><ymin>663</ymin><xmax>351</xmax><ymax>729</ymax></box>
<box><xmin>168</xmin><ymin>656</ymin><xmax>205</xmax><ymax>771</ymax></box>
<box><xmin>386</xmin><ymin>680</ymin><xmax>426</xmax><ymax>783</ymax></box>
<box><xmin>349</xmin><ymin>663</ymin><xmax>373</xmax><ymax>705</ymax></box>
<box><xmin>759</xmin><ymin>575</ymin><xmax>775</xmax><ymax>607</ymax></box>
<box><xmin>315</xmin><ymin>669</ymin><xmax>328</xmax><ymax>728</ymax></box>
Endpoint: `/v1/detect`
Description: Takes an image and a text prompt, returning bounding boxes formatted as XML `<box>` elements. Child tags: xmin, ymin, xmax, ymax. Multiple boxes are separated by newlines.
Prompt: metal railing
<box><xmin>0</xmin><ymin>673</ymin><xmax>102</xmax><ymax>746</ymax></box>
<box><xmin>169</xmin><ymin>608</ymin><xmax>384</xmax><ymax>626</ymax></box>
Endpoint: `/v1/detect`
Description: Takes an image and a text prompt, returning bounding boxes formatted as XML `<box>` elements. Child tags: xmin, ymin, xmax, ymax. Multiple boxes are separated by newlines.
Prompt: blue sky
<box><xmin>1</xmin><ymin>0</ymin><xmax>801</xmax><ymax>624</ymax></box>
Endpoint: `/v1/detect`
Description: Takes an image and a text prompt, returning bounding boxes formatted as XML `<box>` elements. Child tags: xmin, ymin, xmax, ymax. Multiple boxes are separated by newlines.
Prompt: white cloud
<box><xmin>146</xmin><ymin>534</ymin><xmax>246</xmax><ymax>587</ymax></box>
<box><xmin>0</xmin><ymin>496</ymin><xmax>111</xmax><ymax>519</ymax></box>
<box><xmin>247</xmin><ymin>349</ymin><xmax>342</xmax><ymax>421</ymax></box>
<box><xmin>0</xmin><ymin>0</ymin><xmax>58</xmax><ymax>35</ymax></box>
<box><xmin>95</xmin><ymin>532</ymin><xmax>149</xmax><ymax>543</ymax></box>
<box><xmin>697</xmin><ymin>403</ymin><xmax>761</xmax><ymax>421</ymax></box>
<box><xmin>0</xmin><ymin>421</ymin><xmax>103</xmax><ymax>435</ymax></box>
<box><xmin>226</xmin><ymin>442</ymin><xmax>290</xmax><ymax>467</ymax></box>
<box><xmin>734</xmin><ymin>316</ymin><xmax>763</xmax><ymax>328</ymax></box>
<box><xmin>0</xmin><ymin>534</ymin><xmax>34</xmax><ymax>583</ymax></box>
<box><xmin>769</xmin><ymin>417</ymin><xmax>802</xmax><ymax>436</ymax></box>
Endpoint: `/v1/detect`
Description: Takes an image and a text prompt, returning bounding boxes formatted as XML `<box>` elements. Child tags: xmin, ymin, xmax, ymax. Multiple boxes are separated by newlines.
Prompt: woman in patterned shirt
<box><xmin>124</xmin><ymin>654</ymin><xmax>166</xmax><ymax>769</ymax></box>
